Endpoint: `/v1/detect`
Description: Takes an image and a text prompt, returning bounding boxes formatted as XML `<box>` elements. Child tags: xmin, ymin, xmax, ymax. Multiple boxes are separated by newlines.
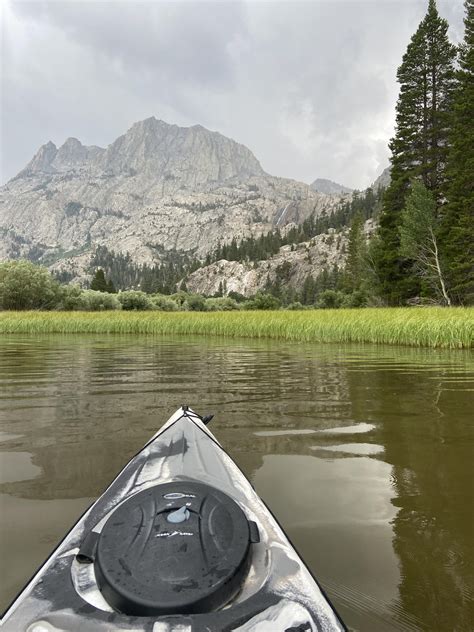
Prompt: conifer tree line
<box><xmin>85</xmin><ymin>187</ymin><xmax>381</xmax><ymax>297</ymax></box>
<box><xmin>208</xmin><ymin>186</ymin><xmax>382</xmax><ymax>266</ymax></box>
<box><xmin>374</xmin><ymin>0</ymin><xmax>473</xmax><ymax>305</ymax></box>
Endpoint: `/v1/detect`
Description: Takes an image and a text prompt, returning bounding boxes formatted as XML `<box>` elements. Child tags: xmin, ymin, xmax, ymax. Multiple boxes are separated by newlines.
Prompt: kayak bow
<box><xmin>1</xmin><ymin>407</ymin><xmax>345</xmax><ymax>631</ymax></box>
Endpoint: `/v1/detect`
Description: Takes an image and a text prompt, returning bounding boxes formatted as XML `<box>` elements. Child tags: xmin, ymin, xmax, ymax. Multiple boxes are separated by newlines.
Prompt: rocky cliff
<box><xmin>185</xmin><ymin>219</ymin><xmax>376</xmax><ymax>297</ymax></box>
<box><xmin>185</xmin><ymin>229</ymin><xmax>348</xmax><ymax>297</ymax></box>
<box><xmin>0</xmin><ymin>118</ymin><xmax>343</xmax><ymax>275</ymax></box>
<box><xmin>371</xmin><ymin>167</ymin><xmax>391</xmax><ymax>191</ymax></box>
<box><xmin>310</xmin><ymin>178</ymin><xmax>352</xmax><ymax>195</ymax></box>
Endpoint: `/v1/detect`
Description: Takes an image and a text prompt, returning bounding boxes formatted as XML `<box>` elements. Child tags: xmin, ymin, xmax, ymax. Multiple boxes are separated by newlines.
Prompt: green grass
<box><xmin>0</xmin><ymin>308</ymin><xmax>472</xmax><ymax>348</ymax></box>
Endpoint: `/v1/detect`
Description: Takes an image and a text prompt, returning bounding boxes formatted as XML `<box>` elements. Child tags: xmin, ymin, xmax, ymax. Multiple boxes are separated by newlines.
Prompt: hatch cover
<box><xmin>94</xmin><ymin>481</ymin><xmax>254</xmax><ymax>616</ymax></box>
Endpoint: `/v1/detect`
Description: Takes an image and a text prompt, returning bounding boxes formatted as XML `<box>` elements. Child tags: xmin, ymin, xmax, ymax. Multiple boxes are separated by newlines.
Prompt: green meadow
<box><xmin>0</xmin><ymin>308</ymin><xmax>472</xmax><ymax>349</ymax></box>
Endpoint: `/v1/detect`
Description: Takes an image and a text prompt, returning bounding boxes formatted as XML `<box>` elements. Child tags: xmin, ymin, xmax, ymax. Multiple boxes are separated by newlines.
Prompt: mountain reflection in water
<box><xmin>0</xmin><ymin>335</ymin><xmax>472</xmax><ymax>630</ymax></box>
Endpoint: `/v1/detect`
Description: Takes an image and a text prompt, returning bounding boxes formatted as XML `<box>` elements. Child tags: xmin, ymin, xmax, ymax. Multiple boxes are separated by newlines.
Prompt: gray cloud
<box><xmin>1</xmin><ymin>0</ymin><xmax>465</xmax><ymax>189</ymax></box>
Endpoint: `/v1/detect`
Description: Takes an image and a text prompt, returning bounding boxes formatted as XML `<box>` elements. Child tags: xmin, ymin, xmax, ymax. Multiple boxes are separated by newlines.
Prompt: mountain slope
<box><xmin>371</xmin><ymin>167</ymin><xmax>391</xmax><ymax>191</ymax></box>
<box><xmin>310</xmin><ymin>178</ymin><xmax>352</xmax><ymax>195</ymax></box>
<box><xmin>186</xmin><ymin>230</ymin><xmax>348</xmax><ymax>297</ymax></box>
<box><xmin>0</xmin><ymin>118</ymin><xmax>342</xmax><ymax>274</ymax></box>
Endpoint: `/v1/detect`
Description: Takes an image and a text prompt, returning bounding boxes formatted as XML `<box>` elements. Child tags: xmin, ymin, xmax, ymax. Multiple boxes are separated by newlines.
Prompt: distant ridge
<box><xmin>309</xmin><ymin>178</ymin><xmax>352</xmax><ymax>195</ymax></box>
<box><xmin>18</xmin><ymin>117</ymin><xmax>265</xmax><ymax>186</ymax></box>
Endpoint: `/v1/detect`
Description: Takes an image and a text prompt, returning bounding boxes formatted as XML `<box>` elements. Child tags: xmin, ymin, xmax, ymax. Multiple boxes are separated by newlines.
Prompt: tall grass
<box><xmin>0</xmin><ymin>308</ymin><xmax>472</xmax><ymax>348</ymax></box>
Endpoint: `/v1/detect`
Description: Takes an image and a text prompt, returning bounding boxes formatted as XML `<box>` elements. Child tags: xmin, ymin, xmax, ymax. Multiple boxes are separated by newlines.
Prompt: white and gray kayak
<box><xmin>1</xmin><ymin>407</ymin><xmax>345</xmax><ymax>631</ymax></box>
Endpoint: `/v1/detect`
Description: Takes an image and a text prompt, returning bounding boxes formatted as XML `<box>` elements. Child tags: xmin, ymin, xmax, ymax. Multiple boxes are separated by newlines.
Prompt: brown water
<box><xmin>0</xmin><ymin>335</ymin><xmax>473</xmax><ymax>630</ymax></box>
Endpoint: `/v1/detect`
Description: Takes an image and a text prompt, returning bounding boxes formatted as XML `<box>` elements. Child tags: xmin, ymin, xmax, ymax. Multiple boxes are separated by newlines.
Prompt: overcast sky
<box><xmin>1</xmin><ymin>0</ymin><xmax>465</xmax><ymax>189</ymax></box>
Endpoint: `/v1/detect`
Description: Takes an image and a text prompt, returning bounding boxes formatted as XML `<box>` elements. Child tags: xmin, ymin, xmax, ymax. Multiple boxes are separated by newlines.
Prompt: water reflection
<box><xmin>0</xmin><ymin>335</ymin><xmax>473</xmax><ymax>630</ymax></box>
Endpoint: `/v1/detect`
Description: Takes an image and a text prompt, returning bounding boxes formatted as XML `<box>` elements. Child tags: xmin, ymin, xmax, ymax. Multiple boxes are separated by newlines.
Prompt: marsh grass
<box><xmin>0</xmin><ymin>308</ymin><xmax>472</xmax><ymax>348</ymax></box>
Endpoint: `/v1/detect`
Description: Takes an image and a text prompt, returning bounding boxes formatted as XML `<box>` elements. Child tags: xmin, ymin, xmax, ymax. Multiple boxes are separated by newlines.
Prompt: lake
<box><xmin>0</xmin><ymin>335</ymin><xmax>472</xmax><ymax>630</ymax></box>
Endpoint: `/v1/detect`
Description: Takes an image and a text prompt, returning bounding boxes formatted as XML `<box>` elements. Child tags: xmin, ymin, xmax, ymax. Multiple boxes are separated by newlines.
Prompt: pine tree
<box><xmin>345</xmin><ymin>212</ymin><xmax>367</xmax><ymax>292</ymax></box>
<box><xmin>438</xmin><ymin>0</ymin><xmax>474</xmax><ymax>304</ymax></box>
<box><xmin>90</xmin><ymin>268</ymin><xmax>108</xmax><ymax>292</ymax></box>
<box><xmin>374</xmin><ymin>0</ymin><xmax>456</xmax><ymax>304</ymax></box>
<box><xmin>106</xmin><ymin>279</ymin><xmax>116</xmax><ymax>294</ymax></box>
<box><xmin>301</xmin><ymin>275</ymin><xmax>316</xmax><ymax>305</ymax></box>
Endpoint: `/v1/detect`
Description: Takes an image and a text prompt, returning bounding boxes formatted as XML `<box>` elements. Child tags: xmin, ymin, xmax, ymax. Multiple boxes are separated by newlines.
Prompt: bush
<box><xmin>316</xmin><ymin>290</ymin><xmax>345</xmax><ymax>309</ymax></box>
<box><xmin>0</xmin><ymin>260</ymin><xmax>63</xmax><ymax>310</ymax></box>
<box><xmin>185</xmin><ymin>294</ymin><xmax>207</xmax><ymax>311</ymax></box>
<box><xmin>150</xmin><ymin>294</ymin><xmax>179</xmax><ymax>311</ymax></box>
<box><xmin>59</xmin><ymin>284</ymin><xmax>84</xmax><ymax>310</ymax></box>
<box><xmin>74</xmin><ymin>290</ymin><xmax>121</xmax><ymax>311</ymax></box>
<box><xmin>244</xmin><ymin>292</ymin><xmax>281</xmax><ymax>310</ymax></box>
<box><xmin>286</xmin><ymin>301</ymin><xmax>304</xmax><ymax>310</ymax></box>
<box><xmin>342</xmin><ymin>290</ymin><xmax>369</xmax><ymax>308</ymax></box>
<box><xmin>227</xmin><ymin>290</ymin><xmax>246</xmax><ymax>303</ymax></box>
<box><xmin>204</xmin><ymin>297</ymin><xmax>240</xmax><ymax>311</ymax></box>
<box><xmin>117</xmin><ymin>290</ymin><xmax>153</xmax><ymax>311</ymax></box>
<box><xmin>169</xmin><ymin>291</ymin><xmax>189</xmax><ymax>308</ymax></box>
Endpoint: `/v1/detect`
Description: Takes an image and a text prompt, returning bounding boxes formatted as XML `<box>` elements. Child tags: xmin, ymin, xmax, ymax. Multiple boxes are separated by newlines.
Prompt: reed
<box><xmin>0</xmin><ymin>308</ymin><xmax>472</xmax><ymax>348</ymax></box>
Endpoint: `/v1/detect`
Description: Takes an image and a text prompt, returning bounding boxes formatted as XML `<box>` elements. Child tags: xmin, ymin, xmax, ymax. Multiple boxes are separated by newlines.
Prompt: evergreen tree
<box><xmin>438</xmin><ymin>0</ymin><xmax>474</xmax><ymax>304</ymax></box>
<box><xmin>345</xmin><ymin>212</ymin><xmax>367</xmax><ymax>292</ymax></box>
<box><xmin>301</xmin><ymin>275</ymin><xmax>316</xmax><ymax>305</ymax></box>
<box><xmin>374</xmin><ymin>0</ymin><xmax>456</xmax><ymax>304</ymax></box>
<box><xmin>106</xmin><ymin>279</ymin><xmax>116</xmax><ymax>294</ymax></box>
<box><xmin>90</xmin><ymin>268</ymin><xmax>108</xmax><ymax>292</ymax></box>
<box><xmin>422</xmin><ymin>0</ymin><xmax>457</xmax><ymax>195</ymax></box>
<box><xmin>399</xmin><ymin>180</ymin><xmax>451</xmax><ymax>305</ymax></box>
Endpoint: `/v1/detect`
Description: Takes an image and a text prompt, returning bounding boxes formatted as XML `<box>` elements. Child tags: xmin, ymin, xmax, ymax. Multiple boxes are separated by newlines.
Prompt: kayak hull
<box><xmin>1</xmin><ymin>407</ymin><xmax>345</xmax><ymax>631</ymax></box>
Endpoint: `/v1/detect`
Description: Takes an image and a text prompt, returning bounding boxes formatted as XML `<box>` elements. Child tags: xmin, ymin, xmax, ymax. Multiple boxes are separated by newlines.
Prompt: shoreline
<box><xmin>0</xmin><ymin>308</ymin><xmax>472</xmax><ymax>349</ymax></box>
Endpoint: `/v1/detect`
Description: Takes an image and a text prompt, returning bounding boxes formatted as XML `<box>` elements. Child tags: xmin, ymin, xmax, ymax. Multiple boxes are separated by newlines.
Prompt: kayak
<box><xmin>1</xmin><ymin>406</ymin><xmax>346</xmax><ymax>631</ymax></box>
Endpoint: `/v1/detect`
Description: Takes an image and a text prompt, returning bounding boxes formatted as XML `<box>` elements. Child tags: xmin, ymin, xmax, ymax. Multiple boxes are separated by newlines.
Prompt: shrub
<box><xmin>286</xmin><ymin>301</ymin><xmax>304</xmax><ymax>310</ymax></box>
<box><xmin>227</xmin><ymin>290</ymin><xmax>246</xmax><ymax>303</ymax></box>
<box><xmin>0</xmin><ymin>260</ymin><xmax>63</xmax><ymax>310</ymax></box>
<box><xmin>169</xmin><ymin>291</ymin><xmax>189</xmax><ymax>308</ymax></box>
<box><xmin>244</xmin><ymin>292</ymin><xmax>281</xmax><ymax>310</ymax></box>
<box><xmin>316</xmin><ymin>290</ymin><xmax>345</xmax><ymax>309</ymax></box>
<box><xmin>150</xmin><ymin>294</ymin><xmax>179</xmax><ymax>311</ymax></box>
<box><xmin>60</xmin><ymin>284</ymin><xmax>84</xmax><ymax>310</ymax></box>
<box><xmin>342</xmin><ymin>290</ymin><xmax>369</xmax><ymax>308</ymax></box>
<box><xmin>204</xmin><ymin>297</ymin><xmax>240</xmax><ymax>311</ymax></box>
<box><xmin>74</xmin><ymin>290</ymin><xmax>121</xmax><ymax>311</ymax></box>
<box><xmin>117</xmin><ymin>290</ymin><xmax>153</xmax><ymax>311</ymax></box>
<box><xmin>185</xmin><ymin>294</ymin><xmax>207</xmax><ymax>311</ymax></box>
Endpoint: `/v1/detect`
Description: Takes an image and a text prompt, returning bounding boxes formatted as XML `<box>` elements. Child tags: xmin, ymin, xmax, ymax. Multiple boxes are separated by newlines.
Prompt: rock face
<box><xmin>0</xmin><ymin>118</ymin><xmax>343</xmax><ymax>274</ymax></box>
<box><xmin>185</xmin><ymin>229</ymin><xmax>348</xmax><ymax>297</ymax></box>
<box><xmin>185</xmin><ymin>219</ymin><xmax>376</xmax><ymax>297</ymax></box>
<box><xmin>310</xmin><ymin>178</ymin><xmax>352</xmax><ymax>195</ymax></box>
<box><xmin>371</xmin><ymin>167</ymin><xmax>391</xmax><ymax>191</ymax></box>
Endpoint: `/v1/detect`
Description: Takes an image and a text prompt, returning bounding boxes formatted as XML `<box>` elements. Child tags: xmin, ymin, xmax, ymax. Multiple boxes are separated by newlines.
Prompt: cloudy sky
<box><xmin>1</xmin><ymin>0</ymin><xmax>465</xmax><ymax>189</ymax></box>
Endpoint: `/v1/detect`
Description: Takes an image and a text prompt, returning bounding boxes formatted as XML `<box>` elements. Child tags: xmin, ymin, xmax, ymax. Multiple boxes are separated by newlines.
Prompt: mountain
<box><xmin>309</xmin><ymin>178</ymin><xmax>352</xmax><ymax>195</ymax></box>
<box><xmin>186</xmin><ymin>230</ymin><xmax>348</xmax><ymax>297</ymax></box>
<box><xmin>371</xmin><ymin>166</ymin><xmax>391</xmax><ymax>191</ymax></box>
<box><xmin>18</xmin><ymin>118</ymin><xmax>264</xmax><ymax>185</ymax></box>
<box><xmin>0</xmin><ymin>118</ymin><xmax>343</xmax><ymax>278</ymax></box>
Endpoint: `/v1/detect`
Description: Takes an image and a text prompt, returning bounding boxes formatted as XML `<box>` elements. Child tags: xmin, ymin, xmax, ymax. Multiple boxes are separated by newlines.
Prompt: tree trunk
<box><xmin>430</xmin><ymin>228</ymin><xmax>451</xmax><ymax>306</ymax></box>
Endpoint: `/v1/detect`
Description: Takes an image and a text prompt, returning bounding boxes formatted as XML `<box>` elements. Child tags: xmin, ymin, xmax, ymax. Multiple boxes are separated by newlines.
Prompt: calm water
<box><xmin>0</xmin><ymin>335</ymin><xmax>473</xmax><ymax>630</ymax></box>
